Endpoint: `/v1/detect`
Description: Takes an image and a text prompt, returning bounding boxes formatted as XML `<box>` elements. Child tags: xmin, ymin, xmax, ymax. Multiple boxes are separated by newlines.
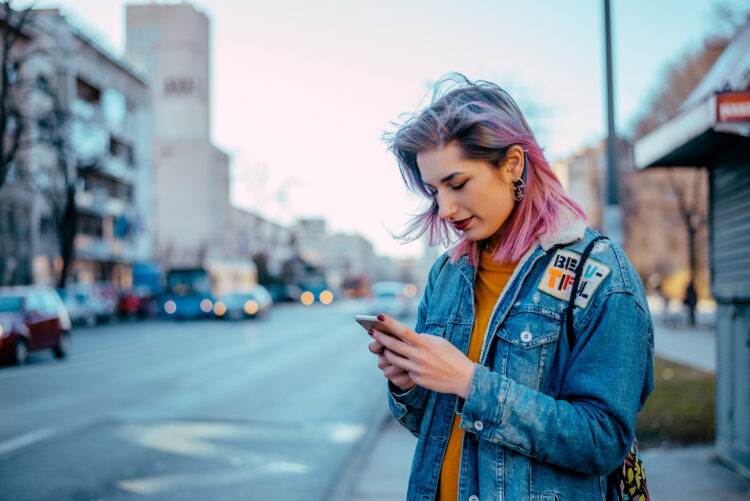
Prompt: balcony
<box><xmin>71</xmin><ymin>98</ymin><xmax>101</xmax><ymax>122</ymax></box>
<box><xmin>74</xmin><ymin>234</ymin><xmax>137</xmax><ymax>262</ymax></box>
<box><xmin>76</xmin><ymin>187</ymin><xmax>130</xmax><ymax>217</ymax></box>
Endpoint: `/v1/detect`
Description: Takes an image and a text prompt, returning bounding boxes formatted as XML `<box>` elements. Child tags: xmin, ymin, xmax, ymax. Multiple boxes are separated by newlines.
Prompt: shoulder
<box><xmin>556</xmin><ymin>228</ymin><xmax>648</xmax><ymax>311</ymax></box>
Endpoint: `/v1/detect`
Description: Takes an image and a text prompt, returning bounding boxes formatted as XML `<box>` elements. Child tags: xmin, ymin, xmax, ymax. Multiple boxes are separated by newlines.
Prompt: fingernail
<box><xmin>368</xmin><ymin>329</ymin><xmax>373</xmax><ymax>336</ymax></box>
<box><xmin>377</xmin><ymin>314</ymin><xmax>385</xmax><ymax>321</ymax></box>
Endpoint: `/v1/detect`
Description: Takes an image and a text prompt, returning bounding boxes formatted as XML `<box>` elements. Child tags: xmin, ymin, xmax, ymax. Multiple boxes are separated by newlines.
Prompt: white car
<box><xmin>368</xmin><ymin>281</ymin><xmax>414</xmax><ymax>319</ymax></box>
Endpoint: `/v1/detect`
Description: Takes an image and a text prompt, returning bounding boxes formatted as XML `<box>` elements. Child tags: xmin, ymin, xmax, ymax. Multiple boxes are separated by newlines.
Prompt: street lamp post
<box><xmin>603</xmin><ymin>0</ymin><xmax>623</xmax><ymax>246</ymax></box>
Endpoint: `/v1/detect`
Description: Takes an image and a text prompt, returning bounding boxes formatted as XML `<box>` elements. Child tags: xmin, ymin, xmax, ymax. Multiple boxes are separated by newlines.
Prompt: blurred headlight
<box><xmin>244</xmin><ymin>300</ymin><xmax>259</xmax><ymax>315</ymax></box>
<box><xmin>164</xmin><ymin>300</ymin><xmax>177</xmax><ymax>315</ymax></box>
<box><xmin>300</xmin><ymin>291</ymin><xmax>314</xmax><ymax>306</ymax></box>
<box><xmin>214</xmin><ymin>301</ymin><xmax>227</xmax><ymax>316</ymax></box>
<box><xmin>319</xmin><ymin>290</ymin><xmax>333</xmax><ymax>305</ymax></box>
<box><xmin>200</xmin><ymin>299</ymin><xmax>213</xmax><ymax>313</ymax></box>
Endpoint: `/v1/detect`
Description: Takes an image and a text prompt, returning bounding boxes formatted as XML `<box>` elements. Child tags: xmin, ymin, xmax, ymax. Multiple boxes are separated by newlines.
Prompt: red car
<box><xmin>0</xmin><ymin>286</ymin><xmax>72</xmax><ymax>365</ymax></box>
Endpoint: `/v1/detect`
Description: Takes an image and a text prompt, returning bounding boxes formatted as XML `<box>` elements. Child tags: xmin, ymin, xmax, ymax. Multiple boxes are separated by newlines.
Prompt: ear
<box><xmin>501</xmin><ymin>145</ymin><xmax>525</xmax><ymax>180</ymax></box>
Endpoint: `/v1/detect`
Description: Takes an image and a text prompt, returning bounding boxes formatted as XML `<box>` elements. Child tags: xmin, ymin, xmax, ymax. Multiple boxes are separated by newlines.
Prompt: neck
<box><xmin>482</xmin><ymin>234</ymin><xmax>502</xmax><ymax>253</ymax></box>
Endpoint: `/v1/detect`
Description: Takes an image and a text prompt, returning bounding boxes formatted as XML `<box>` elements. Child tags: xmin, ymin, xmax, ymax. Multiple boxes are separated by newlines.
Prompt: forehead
<box><xmin>416</xmin><ymin>142</ymin><xmax>489</xmax><ymax>184</ymax></box>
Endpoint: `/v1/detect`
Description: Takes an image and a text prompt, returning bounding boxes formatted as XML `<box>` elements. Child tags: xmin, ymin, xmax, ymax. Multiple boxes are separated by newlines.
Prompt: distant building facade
<box><xmin>126</xmin><ymin>3</ymin><xmax>231</xmax><ymax>268</ymax></box>
<box><xmin>228</xmin><ymin>207</ymin><xmax>295</xmax><ymax>279</ymax></box>
<box><xmin>0</xmin><ymin>9</ymin><xmax>152</xmax><ymax>286</ymax></box>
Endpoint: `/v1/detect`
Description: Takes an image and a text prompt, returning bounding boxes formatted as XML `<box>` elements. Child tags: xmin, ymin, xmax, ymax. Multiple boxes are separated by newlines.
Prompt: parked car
<box><xmin>57</xmin><ymin>287</ymin><xmax>96</xmax><ymax>327</ymax></box>
<box><xmin>0</xmin><ymin>286</ymin><xmax>72</xmax><ymax>365</ymax></box>
<box><xmin>117</xmin><ymin>288</ymin><xmax>140</xmax><ymax>319</ymax></box>
<box><xmin>367</xmin><ymin>281</ymin><xmax>413</xmax><ymax>319</ymax></box>
<box><xmin>266</xmin><ymin>284</ymin><xmax>302</xmax><ymax>303</ymax></box>
<box><xmin>214</xmin><ymin>285</ymin><xmax>273</xmax><ymax>320</ymax></box>
<box><xmin>66</xmin><ymin>282</ymin><xmax>117</xmax><ymax>324</ymax></box>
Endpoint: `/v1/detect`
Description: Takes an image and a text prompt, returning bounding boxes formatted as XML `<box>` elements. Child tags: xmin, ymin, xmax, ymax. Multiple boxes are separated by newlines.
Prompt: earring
<box><xmin>511</xmin><ymin>177</ymin><xmax>526</xmax><ymax>202</ymax></box>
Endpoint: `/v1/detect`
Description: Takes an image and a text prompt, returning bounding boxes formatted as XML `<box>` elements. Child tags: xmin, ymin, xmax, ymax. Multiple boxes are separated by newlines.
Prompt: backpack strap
<box><xmin>565</xmin><ymin>235</ymin><xmax>608</xmax><ymax>349</ymax></box>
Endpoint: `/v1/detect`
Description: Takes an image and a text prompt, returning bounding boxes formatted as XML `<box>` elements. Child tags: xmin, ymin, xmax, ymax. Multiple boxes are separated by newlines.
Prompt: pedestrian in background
<box><xmin>368</xmin><ymin>74</ymin><xmax>654</xmax><ymax>500</ymax></box>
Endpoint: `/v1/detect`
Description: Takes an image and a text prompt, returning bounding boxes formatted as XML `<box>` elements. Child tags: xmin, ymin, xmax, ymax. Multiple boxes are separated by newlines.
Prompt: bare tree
<box><xmin>34</xmin><ymin>70</ymin><xmax>78</xmax><ymax>288</ymax></box>
<box><xmin>0</xmin><ymin>1</ymin><xmax>34</xmax><ymax>190</ymax></box>
<box><xmin>626</xmin><ymin>8</ymin><xmax>748</xmax><ymax>323</ymax></box>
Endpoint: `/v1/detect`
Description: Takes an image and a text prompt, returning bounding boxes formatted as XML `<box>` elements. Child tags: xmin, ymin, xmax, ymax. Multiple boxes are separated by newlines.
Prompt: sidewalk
<box><xmin>651</xmin><ymin>312</ymin><xmax>716</xmax><ymax>373</ymax></box>
<box><xmin>335</xmin><ymin>318</ymin><xmax>750</xmax><ymax>500</ymax></box>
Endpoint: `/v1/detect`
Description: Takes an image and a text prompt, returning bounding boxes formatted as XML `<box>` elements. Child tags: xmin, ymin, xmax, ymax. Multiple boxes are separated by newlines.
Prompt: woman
<box><xmin>369</xmin><ymin>74</ymin><xmax>654</xmax><ymax>501</ymax></box>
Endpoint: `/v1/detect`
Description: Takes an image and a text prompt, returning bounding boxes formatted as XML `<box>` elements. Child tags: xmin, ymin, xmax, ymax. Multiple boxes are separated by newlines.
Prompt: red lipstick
<box><xmin>451</xmin><ymin>217</ymin><xmax>473</xmax><ymax>231</ymax></box>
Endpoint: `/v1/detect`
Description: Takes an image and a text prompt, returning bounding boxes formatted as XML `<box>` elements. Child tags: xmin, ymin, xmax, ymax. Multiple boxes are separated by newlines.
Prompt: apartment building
<box><xmin>0</xmin><ymin>9</ymin><xmax>152</xmax><ymax>286</ymax></box>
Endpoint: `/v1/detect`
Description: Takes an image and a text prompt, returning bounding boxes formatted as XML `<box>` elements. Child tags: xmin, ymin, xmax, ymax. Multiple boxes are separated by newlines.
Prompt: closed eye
<box><xmin>424</xmin><ymin>180</ymin><xmax>467</xmax><ymax>196</ymax></box>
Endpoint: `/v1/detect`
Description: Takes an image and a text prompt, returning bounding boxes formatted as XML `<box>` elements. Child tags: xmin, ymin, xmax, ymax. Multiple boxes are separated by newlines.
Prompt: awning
<box><xmin>634</xmin><ymin>91</ymin><xmax>750</xmax><ymax>168</ymax></box>
<box><xmin>634</xmin><ymin>20</ymin><xmax>750</xmax><ymax>169</ymax></box>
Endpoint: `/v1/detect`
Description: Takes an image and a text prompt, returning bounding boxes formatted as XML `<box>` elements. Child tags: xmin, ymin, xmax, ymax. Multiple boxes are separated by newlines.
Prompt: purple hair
<box><xmin>384</xmin><ymin>74</ymin><xmax>587</xmax><ymax>265</ymax></box>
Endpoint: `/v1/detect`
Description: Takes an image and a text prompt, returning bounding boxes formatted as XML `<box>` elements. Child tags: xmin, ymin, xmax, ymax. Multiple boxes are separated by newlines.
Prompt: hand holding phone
<box><xmin>355</xmin><ymin>315</ymin><xmax>397</xmax><ymax>336</ymax></box>
<box><xmin>358</xmin><ymin>314</ymin><xmax>416</xmax><ymax>392</ymax></box>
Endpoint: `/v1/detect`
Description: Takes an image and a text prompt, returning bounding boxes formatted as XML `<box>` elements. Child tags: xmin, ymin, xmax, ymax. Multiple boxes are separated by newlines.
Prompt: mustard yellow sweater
<box><xmin>437</xmin><ymin>249</ymin><xmax>517</xmax><ymax>501</ymax></box>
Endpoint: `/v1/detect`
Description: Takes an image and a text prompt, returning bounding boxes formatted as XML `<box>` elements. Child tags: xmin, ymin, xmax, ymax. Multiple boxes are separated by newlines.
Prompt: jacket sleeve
<box><xmin>457</xmin><ymin>290</ymin><xmax>655</xmax><ymax>475</ymax></box>
<box><xmin>386</xmin><ymin>253</ymin><xmax>449</xmax><ymax>437</ymax></box>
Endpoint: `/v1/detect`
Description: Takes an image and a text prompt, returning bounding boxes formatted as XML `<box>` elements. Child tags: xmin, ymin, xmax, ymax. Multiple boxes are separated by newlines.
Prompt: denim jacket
<box><xmin>387</xmin><ymin>220</ymin><xmax>655</xmax><ymax>501</ymax></box>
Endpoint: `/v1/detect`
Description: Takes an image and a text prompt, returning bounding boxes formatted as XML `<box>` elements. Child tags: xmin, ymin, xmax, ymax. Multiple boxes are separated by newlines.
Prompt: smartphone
<box><xmin>355</xmin><ymin>315</ymin><xmax>398</xmax><ymax>337</ymax></box>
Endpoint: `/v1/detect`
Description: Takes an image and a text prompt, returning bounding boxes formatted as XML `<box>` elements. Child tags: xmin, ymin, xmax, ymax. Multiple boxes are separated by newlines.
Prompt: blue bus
<box><xmin>161</xmin><ymin>259</ymin><xmax>257</xmax><ymax>319</ymax></box>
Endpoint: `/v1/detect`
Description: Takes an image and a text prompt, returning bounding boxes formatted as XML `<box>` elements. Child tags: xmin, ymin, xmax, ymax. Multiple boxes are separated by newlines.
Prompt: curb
<box><xmin>325</xmin><ymin>401</ymin><xmax>392</xmax><ymax>501</ymax></box>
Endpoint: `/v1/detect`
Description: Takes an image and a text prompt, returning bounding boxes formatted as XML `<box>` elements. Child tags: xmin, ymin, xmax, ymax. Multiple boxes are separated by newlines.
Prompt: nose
<box><xmin>436</xmin><ymin>192</ymin><xmax>456</xmax><ymax>220</ymax></box>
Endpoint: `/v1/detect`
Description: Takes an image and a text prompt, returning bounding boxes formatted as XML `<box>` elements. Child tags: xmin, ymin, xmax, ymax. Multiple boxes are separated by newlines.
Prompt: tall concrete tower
<box><xmin>126</xmin><ymin>3</ymin><xmax>229</xmax><ymax>267</ymax></box>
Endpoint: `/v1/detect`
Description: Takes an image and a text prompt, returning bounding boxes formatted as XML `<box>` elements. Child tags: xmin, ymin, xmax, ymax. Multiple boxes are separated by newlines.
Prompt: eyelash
<box><xmin>425</xmin><ymin>181</ymin><xmax>467</xmax><ymax>197</ymax></box>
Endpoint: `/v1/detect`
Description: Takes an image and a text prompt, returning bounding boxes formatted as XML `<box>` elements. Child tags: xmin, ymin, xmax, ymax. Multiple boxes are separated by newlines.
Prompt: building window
<box><xmin>76</xmin><ymin>77</ymin><xmax>101</xmax><ymax>104</ymax></box>
<box><xmin>164</xmin><ymin>78</ymin><xmax>194</xmax><ymax>95</ymax></box>
<box><xmin>78</xmin><ymin>213</ymin><xmax>103</xmax><ymax>238</ymax></box>
<box><xmin>102</xmin><ymin>89</ymin><xmax>126</xmax><ymax>127</ymax></box>
<box><xmin>37</xmin><ymin>117</ymin><xmax>54</xmax><ymax>142</ymax></box>
<box><xmin>36</xmin><ymin>75</ymin><xmax>50</xmax><ymax>94</ymax></box>
<box><xmin>110</xmin><ymin>137</ymin><xmax>134</xmax><ymax>166</ymax></box>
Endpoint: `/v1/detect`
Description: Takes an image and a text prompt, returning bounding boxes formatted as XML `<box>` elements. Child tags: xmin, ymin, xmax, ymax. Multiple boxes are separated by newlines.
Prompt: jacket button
<box><xmin>469</xmin><ymin>496</ymin><xmax>479</xmax><ymax>501</ymax></box>
<box><xmin>521</xmin><ymin>331</ymin><xmax>533</xmax><ymax>342</ymax></box>
<box><xmin>473</xmin><ymin>420</ymin><xmax>483</xmax><ymax>431</ymax></box>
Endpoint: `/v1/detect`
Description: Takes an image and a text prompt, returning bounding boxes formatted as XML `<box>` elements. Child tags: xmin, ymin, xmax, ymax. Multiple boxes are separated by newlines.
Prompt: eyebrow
<box><xmin>424</xmin><ymin>172</ymin><xmax>463</xmax><ymax>187</ymax></box>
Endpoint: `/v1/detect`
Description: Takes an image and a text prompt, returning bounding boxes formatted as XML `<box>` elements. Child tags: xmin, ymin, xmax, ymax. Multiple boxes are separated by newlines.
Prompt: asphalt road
<box><xmin>0</xmin><ymin>300</ymin><xmax>398</xmax><ymax>501</ymax></box>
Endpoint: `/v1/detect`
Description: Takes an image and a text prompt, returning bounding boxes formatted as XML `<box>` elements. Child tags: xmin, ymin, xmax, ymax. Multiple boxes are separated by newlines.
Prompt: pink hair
<box><xmin>384</xmin><ymin>74</ymin><xmax>587</xmax><ymax>265</ymax></box>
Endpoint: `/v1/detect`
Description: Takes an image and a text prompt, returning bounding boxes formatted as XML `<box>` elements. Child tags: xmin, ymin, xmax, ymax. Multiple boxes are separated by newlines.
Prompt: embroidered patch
<box><xmin>537</xmin><ymin>249</ymin><xmax>611</xmax><ymax>308</ymax></box>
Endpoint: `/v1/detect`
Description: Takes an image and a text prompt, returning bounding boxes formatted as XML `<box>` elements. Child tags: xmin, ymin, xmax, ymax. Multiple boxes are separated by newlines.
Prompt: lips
<box><xmin>451</xmin><ymin>216</ymin><xmax>473</xmax><ymax>231</ymax></box>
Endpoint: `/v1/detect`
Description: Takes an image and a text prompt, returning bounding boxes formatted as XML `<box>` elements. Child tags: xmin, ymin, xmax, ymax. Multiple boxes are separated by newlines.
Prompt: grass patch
<box><xmin>635</xmin><ymin>357</ymin><xmax>715</xmax><ymax>448</ymax></box>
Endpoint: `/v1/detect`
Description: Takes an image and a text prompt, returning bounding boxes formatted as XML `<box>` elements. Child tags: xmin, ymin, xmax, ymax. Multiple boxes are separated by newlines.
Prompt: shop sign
<box><xmin>717</xmin><ymin>91</ymin><xmax>750</xmax><ymax>122</ymax></box>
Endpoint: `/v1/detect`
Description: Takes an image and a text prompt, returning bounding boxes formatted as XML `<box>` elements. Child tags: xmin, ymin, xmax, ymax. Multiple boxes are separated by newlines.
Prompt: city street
<box><xmin>0</xmin><ymin>301</ymin><xmax>395</xmax><ymax>501</ymax></box>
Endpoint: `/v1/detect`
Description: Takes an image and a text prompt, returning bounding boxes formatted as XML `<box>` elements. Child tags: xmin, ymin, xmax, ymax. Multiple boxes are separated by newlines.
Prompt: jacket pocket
<box><xmin>493</xmin><ymin>306</ymin><xmax>562</xmax><ymax>390</ymax></box>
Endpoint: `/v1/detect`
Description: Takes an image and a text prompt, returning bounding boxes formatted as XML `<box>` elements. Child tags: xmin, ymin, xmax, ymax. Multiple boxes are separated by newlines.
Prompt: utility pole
<box><xmin>603</xmin><ymin>0</ymin><xmax>623</xmax><ymax>246</ymax></box>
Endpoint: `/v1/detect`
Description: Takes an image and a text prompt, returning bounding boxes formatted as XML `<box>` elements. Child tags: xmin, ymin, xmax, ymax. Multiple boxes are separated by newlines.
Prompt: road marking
<box><xmin>0</xmin><ymin>426</ymin><xmax>57</xmax><ymax>456</ymax></box>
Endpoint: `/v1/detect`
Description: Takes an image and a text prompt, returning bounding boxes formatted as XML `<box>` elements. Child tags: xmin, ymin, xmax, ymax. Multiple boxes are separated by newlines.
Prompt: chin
<box><xmin>462</xmin><ymin>227</ymin><xmax>488</xmax><ymax>242</ymax></box>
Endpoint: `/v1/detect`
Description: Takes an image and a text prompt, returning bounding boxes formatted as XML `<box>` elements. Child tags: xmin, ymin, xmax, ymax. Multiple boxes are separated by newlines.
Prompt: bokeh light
<box><xmin>200</xmin><ymin>298</ymin><xmax>213</xmax><ymax>313</ymax></box>
<box><xmin>213</xmin><ymin>301</ymin><xmax>227</xmax><ymax>317</ymax></box>
<box><xmin>244</xmin><ymin>300</ymin><xmax>259</xmax><ymax>315</ymax></box>
<box><xmin>164</xmin><ymin>300</ymin><xmax>177</xmax><ymax>315</ymax></box>
<box><xmin>403</xmin><ymin>283</ymin><xmax>418</xmax><ymax>298</ymax></box>
<box><xmin>300</xmin><ymin>291</ymin><xmax>314</xmax><ymax>305</ymax></box>
<box><xmin>319</xmin><ymin>290</ymin><xmax>333</xmax><ymax>304</ymax></box>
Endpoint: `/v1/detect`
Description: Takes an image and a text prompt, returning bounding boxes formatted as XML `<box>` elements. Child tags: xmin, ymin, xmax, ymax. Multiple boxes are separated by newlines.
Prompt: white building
<box><xmin>126</xmin><ymin>3</ymin><xmax>231</xmax><ymax>267</ymax></box>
